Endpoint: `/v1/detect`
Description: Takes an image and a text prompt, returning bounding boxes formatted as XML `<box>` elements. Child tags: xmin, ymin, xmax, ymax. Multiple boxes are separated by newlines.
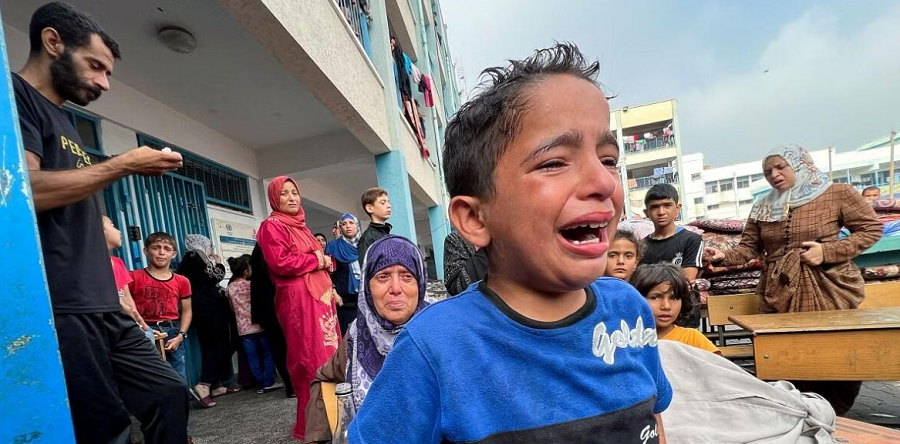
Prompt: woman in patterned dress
<box><xmin>705</xmin><ymin>145</ymin><xmax>882</xmax><ymax>415</ymax></box>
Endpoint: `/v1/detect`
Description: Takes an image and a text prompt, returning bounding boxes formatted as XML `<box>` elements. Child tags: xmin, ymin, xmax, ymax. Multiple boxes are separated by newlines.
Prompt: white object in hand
<box><xmin>162</xmin><ymin>147</ymin><xmax>172</xmax><ymax>152</ymax></box>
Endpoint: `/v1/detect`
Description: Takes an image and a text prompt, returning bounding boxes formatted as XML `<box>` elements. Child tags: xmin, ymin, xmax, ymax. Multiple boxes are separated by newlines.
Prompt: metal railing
<box><xmin>624</xmin><ymin>135</ymin><xmax>676</xmax><ymax>154</ymax></box>
<box><xmin>336</xmin><ymin>0</ymin><xmax>372</xmax><ymax>56</ymax></box>
<box><xmin>630</xmin><ymin>173</ymin><xmax>679</xmax><ymax>190</ymax></box>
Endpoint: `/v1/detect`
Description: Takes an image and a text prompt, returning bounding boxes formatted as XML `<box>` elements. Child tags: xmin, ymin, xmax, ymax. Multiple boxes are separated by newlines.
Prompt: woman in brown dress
<box><xmin>705</xmin><ymin>145</ymin><xmax>882</xmax><ymax>415</ymax></box>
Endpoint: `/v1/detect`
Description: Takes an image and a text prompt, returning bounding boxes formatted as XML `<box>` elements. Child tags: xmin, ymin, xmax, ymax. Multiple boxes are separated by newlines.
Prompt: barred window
<box><xmin>137</xmin><ymin>134</ymin><xmax>252</xmax><ymax>212</ymax></box>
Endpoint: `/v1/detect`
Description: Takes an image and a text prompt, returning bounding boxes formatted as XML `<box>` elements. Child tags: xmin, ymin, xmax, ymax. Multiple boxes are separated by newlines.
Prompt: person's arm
<box><xmin>120</xmin><ymin>286</ymin><xmax>149</xmax><ymax>331</ymax></box>
<box><xmin>25</xmin><ymin>148</ymin><xmax>183</xmax><ymax>212</ymax></box>
<box><xmin>656</xmin><ymin>414</ymin><xmax>667</xmax><ymax>444</ymax></box>
<box><xmin>820</xmin><ymin>185</ymin><xmax>883</xmax><ymax>264</ymax></box>
<box><xmin>682</xmin><ymin>235</ymin><xmax>703</xmax><ymax>281</ymax></box>
<box><xmin>167</xmin><ymin>297</ymin><xmax>192</xmax><ymax>352</ymax></box>
<box><xmin>717</xmin><ymin>218</ymin><xmax>764</xmax><ymax>266</ymax></box>
<box><xmin>305</xmin><ymin>336</ymin><xmax>349</xmax><ymax>443</ymax></box>
<box><xmin>349</xmin><ymin>331</ymin><xmax>442</xmax><ymax>443</ymax></box>
<box><xmin>258</xmin><ymin>221</ymin><xmax>326</xmax><ymax>277</ymax></box>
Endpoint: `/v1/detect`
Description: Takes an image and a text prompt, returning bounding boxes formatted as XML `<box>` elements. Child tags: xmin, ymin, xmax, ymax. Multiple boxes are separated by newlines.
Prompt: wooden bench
<box><xmin>834</xmin><ymin>417</ymin><xmax>900</xmax><ymax>443</ymax></box>
<box><xmin>730</xmin><ymin>307</ymin><xmax>900</xmax><ymax>381</ymax></box>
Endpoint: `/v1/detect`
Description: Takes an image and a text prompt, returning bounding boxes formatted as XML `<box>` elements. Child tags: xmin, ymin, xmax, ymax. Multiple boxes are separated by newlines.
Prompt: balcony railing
<box><xmin>336</xmin><ymin>0</ymin><xmax>372</xmax><ymax>56</ymax></box>
<box><xmin>629</xmin><ymin>173</ymin><xmax>679</xmax><ymax>191</ymax></box>
<box><xmin>624</xmin><ymin>135</ymin><xmax>676</xmax><ymax>154</ymax></box>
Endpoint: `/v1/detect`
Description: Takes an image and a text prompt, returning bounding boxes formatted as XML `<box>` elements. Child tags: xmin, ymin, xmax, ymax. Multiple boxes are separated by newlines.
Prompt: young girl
<box><xmin>605</xmin><ymin>229</ymin><xmax>642</xmax><ymax>281</ymax></box>
<box><xmin>227</xmin><ymin>255</ymin><xmax>282</xmax><ymax>394</ymax></box>
<box><xmin>630</xmin><ymin>263</ymin><xmax>720</xmax><ymax>354</ymax></box>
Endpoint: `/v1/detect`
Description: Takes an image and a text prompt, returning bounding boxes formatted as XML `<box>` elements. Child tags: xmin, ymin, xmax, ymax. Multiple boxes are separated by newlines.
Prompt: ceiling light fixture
<box><xmin>157</xmin><ymin>26</ymin><xmax>197</xmax><ymax>54</ymax></box>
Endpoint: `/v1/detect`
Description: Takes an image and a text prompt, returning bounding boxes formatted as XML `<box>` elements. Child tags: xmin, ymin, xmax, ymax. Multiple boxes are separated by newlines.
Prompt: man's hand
<box><xmin>800</xmin><ymin>241</ymin><xmax>825</xmax><ymax>266</ymax></box>
<box><xmin>119</xmin><ymin>146</ymin><xmax>183</xmax><ymax>176</ymax></box>
<box><xmin>164</xmin><ymin>334</ymin><xmax>183</xmax><ymax>352</ymax></box>
<box><xmin>334</xmin><ymin>291</ymin><xmax>343</xmax><ymax>307</ymax></box>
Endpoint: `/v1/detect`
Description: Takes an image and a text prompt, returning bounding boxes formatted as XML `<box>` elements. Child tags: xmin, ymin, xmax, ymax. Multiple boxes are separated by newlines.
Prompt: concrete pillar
<box><xmin>0</xmin><ymin>15</ymin><xmax>76</xmax><ymax>442</ymax></box>
<box><xmin>367</xmin><ymin>0</ymin><xmax>417</xmax><ymax>242</ymax></box>
<box><xmin>375</xmin><ymin>150</ymin><xmax>418</xmax><ymax>241</ymax></box>
<box><xmin>428</xmin><ymin>205</ymin><xmax>449</xmax><ymax>279</ymax></box>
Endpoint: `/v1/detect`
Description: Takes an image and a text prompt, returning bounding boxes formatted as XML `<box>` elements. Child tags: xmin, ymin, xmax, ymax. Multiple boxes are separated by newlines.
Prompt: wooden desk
<box><xmin>834</xmin><ymin>417</ymin><xmax>900</xmax><ymax>443</ymax></box>
<box><xmin>729</xmin><ymin>307</ymin><xmax>900</xmax><ymax>381</ymax></box>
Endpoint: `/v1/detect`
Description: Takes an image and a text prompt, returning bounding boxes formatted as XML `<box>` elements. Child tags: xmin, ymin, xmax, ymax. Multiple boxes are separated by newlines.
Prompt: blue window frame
<box><xmin>137</xmin><ymin>134</ymin><xmax>253</xmax><ymax>213</ymax></box>
<box><xmin>61</xmin><ymin>106</ymin><xmax>104</xmax><ymax>165</ymax></box>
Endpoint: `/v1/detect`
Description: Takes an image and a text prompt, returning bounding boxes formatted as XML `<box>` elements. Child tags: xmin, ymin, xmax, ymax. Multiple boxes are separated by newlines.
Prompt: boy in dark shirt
<box><xmin>640</xmin><ymin>184</ymin><xmax>703</xmax><ymax>281</ymax></box>
<box><xmin>350</xmin><ymin>43</ymin><xmax>671</xmax><ymax>444</ymax></box>
<box><xmin>357</xmin><ymin>187</ymin><xmax>392</xmax><ymax>266</ymax></box>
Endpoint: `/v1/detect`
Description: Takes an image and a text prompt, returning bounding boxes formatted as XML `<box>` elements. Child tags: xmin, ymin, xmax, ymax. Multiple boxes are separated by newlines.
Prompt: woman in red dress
<box><xmin>257</xmin><ymin>176</ymin><xmax>340</xmax><ymax>440</ymax></box>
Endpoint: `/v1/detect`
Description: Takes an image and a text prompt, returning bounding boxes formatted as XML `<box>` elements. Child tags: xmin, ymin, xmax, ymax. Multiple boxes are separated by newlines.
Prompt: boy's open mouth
<box><xmin>560</xmin><ymin>222</ymin><xmax>608</xmax><ymax>245</ymax></box>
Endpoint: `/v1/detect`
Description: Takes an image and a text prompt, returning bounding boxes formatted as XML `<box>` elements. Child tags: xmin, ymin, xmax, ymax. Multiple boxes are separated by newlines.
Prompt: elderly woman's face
<box><xmin>369</xmin><ymin>264</ymin><xmax>419</xmax><ymax>325</ymax></box>
<box><xmin>763</xmin><ymin>155</ymin><xmax>796</xmax><ymax>191</ymax></box>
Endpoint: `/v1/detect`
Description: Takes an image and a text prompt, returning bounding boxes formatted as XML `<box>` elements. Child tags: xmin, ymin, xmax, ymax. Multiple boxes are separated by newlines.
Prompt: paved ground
<box><xmin>178</xmin><ymin>380</ymin><xmax>900</xmax><ymax>442</ymax></box>
<box><xmin>843</xmin><ymin>381</ymin><xmax>900</xmax><ymax>429</ymax></box>
<box><xmin>188</xmin><ymin>386</ymin><xmax>297</xmax><ymax>444</ymax></box>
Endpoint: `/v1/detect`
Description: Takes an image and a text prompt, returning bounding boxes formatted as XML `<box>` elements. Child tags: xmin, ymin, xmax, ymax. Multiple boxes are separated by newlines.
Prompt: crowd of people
<box><xmin>14</xmin><ymin>2</ymin><xmax>885</xmax><ymax>444</ymax></box>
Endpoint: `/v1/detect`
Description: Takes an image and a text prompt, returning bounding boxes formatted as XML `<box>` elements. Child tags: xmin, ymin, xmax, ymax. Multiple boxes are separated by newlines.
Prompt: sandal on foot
<box><xmin>197</xmin><ymin>396</ymin><xmax>216</xmax><ymax>408</ymax></box>
<box><xmin>211</xmin><ymin>386</ymin><xmax>241</xmax><ymax>397</ymax></box>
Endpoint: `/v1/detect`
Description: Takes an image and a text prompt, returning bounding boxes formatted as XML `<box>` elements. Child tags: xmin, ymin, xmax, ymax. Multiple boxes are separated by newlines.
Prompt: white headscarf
<box><xmin>749</xmin><ymin>145</ymin><xmax>831</xmax><ymax>222</ymax></box>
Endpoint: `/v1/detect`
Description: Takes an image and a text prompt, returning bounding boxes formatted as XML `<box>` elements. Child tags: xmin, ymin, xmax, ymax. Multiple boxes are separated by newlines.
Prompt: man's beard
<box><xmin>50</xmin><ymin>50</ymin><xmax>102</xmax><ymax>106</ymax></box>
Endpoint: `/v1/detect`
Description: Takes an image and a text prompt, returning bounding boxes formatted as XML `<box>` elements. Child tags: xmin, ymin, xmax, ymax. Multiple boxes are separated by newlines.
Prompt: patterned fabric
<box><xmin>184</xmin><ymin>234</ymin><xmax>226</xmax><ymax>281</ymax></box>
<box><xmin>862</xmin><ymin>264</ymin><xmax>900</xmax><ymax>280</ymax></box>
<box><xmin>443</xmin><ymin>230</ymin><xmax>481</xmax><ymax>296</ymax></box>
<box><xmin>872</xmin><ymin>199</ymin><xmax>900</xmax><ymax>213</ymax></box>
<box><xmin>708</xmin><ymin>270</ymin><xmax>762</xmax><ymax>294</ymax></box>
<box><xmin>681</xmin><ymin>225</ymin><xmax>704</xmax><ymax>235</ymax></box>
<box><xmin>749</xmin><ymin>146</ymin><xmax>831</xmax><ymax>222</ymax></box>
<box><xmin>227</xmin><ymin>280</ymin><xmax>263</xmax><ymax>336</ymax></box>
<box><xmin>688</xmin><ymin>219</ymin><xmax>746</xmax><ymax>233</ymax></box>
<box><xmin>346</xmin><ymin>235</ymin><xmax>429</xmax><ymax>411</ymax></box>
<box><xmin>722</xmin><ymin>184</ymin><xmax>882</xmax><ymax>312</ymax></box>
<box><xmin>618</xmin><ymin>220</ymin><xmax>656</xmax><ymax>240</ymax></box>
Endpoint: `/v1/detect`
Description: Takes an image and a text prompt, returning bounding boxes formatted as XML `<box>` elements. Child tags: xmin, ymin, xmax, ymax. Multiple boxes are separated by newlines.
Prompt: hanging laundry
<box><xmin>411</xmin><ymin>64</ymin><xmax>422</xmax><ymax>84</ymax></box>
<box><xmin>421</xmin><ymin>75</ymin><xmax>434</xmax><ymax>107</ymax></box>
<box><xmin>628</xmin><ymin>178</ymin><xmax>638</xmax><ymax>189</ymax></box>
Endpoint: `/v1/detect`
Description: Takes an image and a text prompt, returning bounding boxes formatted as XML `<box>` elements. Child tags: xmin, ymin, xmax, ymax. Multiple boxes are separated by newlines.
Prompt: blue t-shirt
<box><xmin>349</xmin><ymin>278</ymin><xmax>672</xmax><ymax>444</ymax></box>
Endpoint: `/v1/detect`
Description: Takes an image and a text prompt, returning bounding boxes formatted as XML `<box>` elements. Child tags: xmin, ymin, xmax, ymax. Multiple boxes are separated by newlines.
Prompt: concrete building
<box><xmin>611</xmin><ymin>99</ymin><xmax>687</xmax><ymax>220</ymax></box>
<box><xmin>691</xmin><ymin>133</ymin><xmax>900</xmax><ymax>221</ymax></box>
<box><xmin>1</xmin><ymin>0</ymin><xmax>462</xmax><ymax>279</ymax></box>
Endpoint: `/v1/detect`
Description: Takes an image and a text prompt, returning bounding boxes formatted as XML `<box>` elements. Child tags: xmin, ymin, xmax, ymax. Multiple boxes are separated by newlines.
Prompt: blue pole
<box><xmin>374</xmin><ymin>150</ymin><xmax>417</xmax><ymax>242</ymax></box>
<box><xmin>0</xmin><ymin>12</ymin><xmax>76</xmax><ymax>443</ymax></box>
<box><xmin>428</xmin><ymin>205</ymin><xmax>448</xmax><ymax>280</ymax></box>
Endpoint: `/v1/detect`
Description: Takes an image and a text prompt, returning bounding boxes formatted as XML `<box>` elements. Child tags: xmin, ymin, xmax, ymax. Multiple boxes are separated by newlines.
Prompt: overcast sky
<box><xmin>440</xmin><ymin>0</ymin><xmax>900</xmax><ymax>167</ymax></box>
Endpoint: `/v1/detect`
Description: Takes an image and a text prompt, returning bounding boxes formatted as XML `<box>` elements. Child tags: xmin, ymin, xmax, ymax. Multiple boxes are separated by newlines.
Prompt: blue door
<box><xmin>104</xmin><ymin>174</ymin><xmax>211</xmax><ymax>270</ymax></box>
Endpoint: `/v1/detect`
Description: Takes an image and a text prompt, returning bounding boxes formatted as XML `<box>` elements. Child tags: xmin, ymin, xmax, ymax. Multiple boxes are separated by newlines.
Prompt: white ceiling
<box><xmin>1</xmin><ymin>0</ymin><xmax>343</xmax><ymax>148</ymax></box>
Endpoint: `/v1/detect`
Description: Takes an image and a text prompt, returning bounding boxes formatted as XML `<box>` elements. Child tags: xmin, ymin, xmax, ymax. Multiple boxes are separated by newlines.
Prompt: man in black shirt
<box><xmin>15</xmin><ymin>3</ymin><xmax>187</xmax><ymax>443</ymax></box>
